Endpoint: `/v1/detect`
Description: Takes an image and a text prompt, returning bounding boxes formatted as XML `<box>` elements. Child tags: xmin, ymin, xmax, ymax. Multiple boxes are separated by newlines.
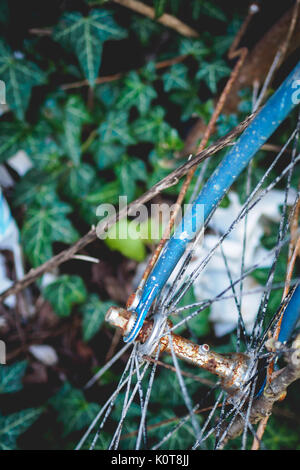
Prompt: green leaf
<box><xmin>169</xmin><ymin>88</ymin><xmax>203</xmax><ymax>121</ymax></box>
<box><xmin>162</xmin><ymin>63</ymin><xmax>189</xmax><ymax>92</ymax></box>
<box><xmin>115</xmin><ymin>155</ymin><xmax>147</xmax><ymax>201</ymax></box>
<box><xmin>64</xmin><ymin>162</ymin><xmax>96</xmax><ymax>199</ymax></box>
<box><xmin>0</xmin><ymin>41</ymin><xmax>45</xmax><ymax>119</ymax></box>
<box><xmin>200</xmin><ymin>1</ymin><xmax>226</xmax><ymax>21</ymax></box>
<box><xmin>43</xmin><ymin>275</ymin><xmax>87</xmax><ymax>317</ymax></box>
<box><xmin>263</xmin><ymin>416</ymin><xmax>300</xmax><ymax>450</ymax></box>
<box><xmin>0</xmin><ymin>408</ymin><xmax>42</xmax><ymax>450</ymax></box>
<box><xmin>85</xmin><ymin>180</ymin><xmax>120</xmax><ymax>205</ymax></box>
<box><xmin>13</xmin><ymin>169</ymin><xmax>59</xmax><ymax>208</ymax></box>
<box><xmin>98</xmin><ymin>111</ymin><xmax>135</xmax><ymax>146</ymax></box>
<box><xmin>50</xmin><ymin>382</ymin><xmax>100</xmax><ymax>436</ymax></box>
<box><xmin>192</xmin><ymin>0</ymin><xmax>226</xmax><ymax>21</ymax></box>
<box><xmin>154</xmin><ymin>0</ymin><xmax>167</xmax><ymax>18</ymax></box>
<box><xmin>105</xmin><ymin>219</ymin><xmax>147</xmax><ymax>262</ymax></box>
<box><xmin>179</xmin><ymin>38</ymin><xmax>209</xmax><ymax>59</ymax></box>
<box><xmin>132</xmin><ymin>106</ymin><xmax>170</xmax><ymax>142</ymax></box>
<box><xmin>196</xmin><ymin>60</ymin><xmax>230</xmax><ymax>93</ymax></box>
<box><xmin>130</xmin><ymin>16</ymin><xmax>162</xmax><ymax>45</ymax></box>
<box><xmin>216</xmin><ymin>113</ymin><xmax>238</xmax><ymax>137</ymax></box>
<box><xmin>138</xmin><ymin>218</ymin><xmax>164</xmax><ymax>244</ymax></box>
<box><xmin>0</xmin><ymin>361</ymin><xmax>27</xmax><ymax>394</ymax></box>
<box><xmin>62</xmin><ymin>96</ymin><xmax>91</xmax><ymax>164</ymax></box>
<box><xmin>93</xmin><ymin>141</ymin><xmax>124</xmax><ymax>170</ymax></box>
<box><xmin>0</xmin><ymin>122</ymin><xmax>28</xmax><ymax>163</ymax></box>
<box><xmin>117</xmin><ymin>71</ymin><xmax>157</xmax><ymax>115</ymax></box>
<box><xmin>54</xmin><ymin>9</ymin><xmax>126</xmax><ymax>87</ymax></box>
<box><xmin>80</xmin><ymin>294</ymin><xmax>113</xmax><ymax>341</ymax></box>
<box><xmin>95</xmin><ymin>82</ymin><xmax>119</xmax><ymax>108</ymax></box>
<box><xmin>22</xmin><ymin>202</ymin><xmax>79</xmax><ymax>267</ymax></box>
<box><xmin>27</xmin><ymin>137</ymin><xmax>62</xmax><ymax>172</ymax></box>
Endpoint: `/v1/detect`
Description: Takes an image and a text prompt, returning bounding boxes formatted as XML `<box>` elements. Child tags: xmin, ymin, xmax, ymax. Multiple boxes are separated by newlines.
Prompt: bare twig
<box><xmin>112</xmin><ymin>0</ymin><xmax>199</xmax><ymax>38</ymax></box>
<box><xmin>60</xmin><ymin>54</ymin><xmax>188</xmax><ymax>91</ymax></box>
<box><xmin>0</xmin><ymin>113</ymin><xmax>255</xmax><ymax>304</ymax></box>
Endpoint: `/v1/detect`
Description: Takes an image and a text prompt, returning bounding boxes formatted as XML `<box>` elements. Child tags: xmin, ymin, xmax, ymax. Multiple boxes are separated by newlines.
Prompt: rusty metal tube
<box><xmin>105</xmin><ymin>306</ymin><xmax>250</xmax><ymax>392</ymax></box>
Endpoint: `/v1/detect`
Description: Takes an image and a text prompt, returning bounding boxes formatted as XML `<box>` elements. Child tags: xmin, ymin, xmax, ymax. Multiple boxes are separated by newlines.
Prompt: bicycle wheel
<box><xmin>77</xmin><ymin>65</ymin><xmax>300</xmax><ymax>451</ymax></box>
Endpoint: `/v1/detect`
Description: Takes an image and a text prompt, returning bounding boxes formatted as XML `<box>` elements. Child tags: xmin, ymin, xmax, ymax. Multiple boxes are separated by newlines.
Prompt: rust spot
<box><xmin>126</xmin><ymin>292</ymin><xmax>136</xmax><ymax>309</ymax></box>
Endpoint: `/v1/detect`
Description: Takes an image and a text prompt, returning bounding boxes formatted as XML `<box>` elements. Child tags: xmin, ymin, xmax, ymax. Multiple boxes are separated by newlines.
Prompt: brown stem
<box><xmin>112</xmin><ymin>0</ymin><xmax>199</xmax><ymax>38</ymax></box>
<box><xmin>60</xmin><ymin>54</ymin><xmax>188</xmax><ymax>91</ymax></box>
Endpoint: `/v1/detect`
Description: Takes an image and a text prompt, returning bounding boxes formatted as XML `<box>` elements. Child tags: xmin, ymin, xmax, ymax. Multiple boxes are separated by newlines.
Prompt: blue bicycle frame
<box><xmin>124</xmin><ymin>61</ymin><xmax>300</xmax><ymax>344</ymax></box>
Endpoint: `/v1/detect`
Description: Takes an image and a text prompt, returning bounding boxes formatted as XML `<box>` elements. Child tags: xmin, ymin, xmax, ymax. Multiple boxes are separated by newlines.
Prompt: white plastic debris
<box><xmin>183</xmin><ymin>189</ymin><xmax>296</xmax><ymax>336</ymax></box>
<box><xmin>0</xmin><ymin>153</ymin><xmax>33</xmax><ymax>314</ymax></box>
<box><xmin>0</xmin><ymin>187</ymin><xmax>25</xmax><ymax>308</ymax></box>
<box><xmin>29</xmin><ymin>344</ymin><xmax>58</xmax><ymax>366</ymax></box>
<box><xmin>0</xmin><ymin>253</ymin><xmax>15</xmax><ymax>308</ymax></box>
<box><xmin>41</xmin><ymin>272</ymin><xmax>57</xmax><ymax>288</ymax></box>
<box><xmin>7</xmin><ymin>150</ymin><xmax>33</xmax><ymax>176</ymax></box>
<box><xmin>0</xmin><ymin>165</ymin><xmax>14</xmax><ymax>188</ymax></box>
<box><xmin>0</xmin><ymin>316</ymin><xmax>7</xmax><ymax>329</ymax></box>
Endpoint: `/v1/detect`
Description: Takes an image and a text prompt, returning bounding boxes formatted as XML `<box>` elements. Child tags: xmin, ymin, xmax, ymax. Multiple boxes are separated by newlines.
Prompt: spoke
<box><xmin>167</xmin><ymin>333</ymin><xmax>202</xmax><ymax>441</ymax></box>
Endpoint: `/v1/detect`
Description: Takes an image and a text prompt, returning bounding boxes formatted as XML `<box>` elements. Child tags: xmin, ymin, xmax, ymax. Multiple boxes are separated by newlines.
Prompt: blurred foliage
<box><xmin>0</xmin><ymin>0</ymin><xmax>299</xmax><ymax>451</ymax></box>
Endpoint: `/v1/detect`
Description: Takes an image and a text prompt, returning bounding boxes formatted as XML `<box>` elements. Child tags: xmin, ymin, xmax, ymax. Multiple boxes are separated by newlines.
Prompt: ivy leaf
<box><xmin>27</xmin><ymin>137</ymin><xmax>62</xmax><ymax>172</ymax></box>
<box><xmin>64</xmin><ymin>162</ymin><xmax>96</xmax><ymax>199</ymax></box>
<box><xmin>139</xmin><ymin>61</ymin><xmax>157</xmax><ymax>82</ymax></box>
<box><xmin>13</xmin><ymin>169</ymin><xmax>59</xmax><ymax>208</ymax></box>
<box><xmin>179</xmin><ymin>38</ymin><xmax>209</xmax><ymax>59</ymax></box>
<box><xmin>50</xmin><ymin>382</ymin><xmax>100</xmax><ymax>436</ymax></box>
<box><xmin>0</xmin><ymin>41</ymin><xmax>45</xmax><ymax>119</ymax></box>
<box><xmin>54</xmin><ymin>9</ymin><xmax>126</xmax><ymax>87</ymax></box>
<box><xmin>0</xmin><ymin>408</ymin><xmax>42</xmax><ymax>450</ymax></box>
<box><xmin>130</xmin><ymin>16</ymin><xmax>162</xmax><ymax>45</ymax></box>
<box><xmin>216</xmin><ymin>113</ymin><xmax>238</xmax><ymax>137</ymax></box>
<box><xmin>115</xmin><ymin>155</ymin><xmax>147</xmax><ymax>201</ymax></box>
<box><xmin>93</xmin><ymin>141</ymin><xmax>124</xmax><ymax>170</ymax></box>
<box><xmin>0</xmin><ymin>122</ymin><xmax>28</xmax><ymax>163</ymax></box>
<box><xmin>78</xmin><ymin>178</ymin><xmax>121</xmax><ymax>225</ymax></box>
<box><xmin>95</xmin><ymin>82</ymin><xmax>120</xmax><ymax>108</ymax></box>
<box><xmin>0</xmin><ymin>361</ymin><xmax>27</xmax><ymax>394</ymax></box>
<box><xmin>43</xmin><ymin>275</ymin><xmax>87</xmax><ymax>317</ymax></box>
<box><xmin>22</xmin><ymin>201</ymin><xmax>79</xmax><ymax>267</ymax></box>
<box><xmin>85</xmin><ymin>180</ymin><xmax>121</xmax><ymax>205</ymax></box>
<box><xmin>192</xmin><ymin>0</ymin><xmax>226</xmax><ymax>21</ymax></box>
<box><xmin>132</xmin><ymin>106</ymin><xmax>170</xmax><ymax>142</ymax></box>
<box><xmin>80</xmin><ymin>294</ymin><xmax>114</xmax><ymax>341</ymax></box>
<box><xmin>62</xmin><ymin>96</ymin><xmax>91</xmax><ymax>165</ymax></box>
<box><xmin>162</xmin><ymin>63</ymin><xmax>189</xmax><ymax>92</ymax></box>
<box><xmin>98</xmin><ymin>111</ymin><xmax>135</xmax><ymax>146</ymax></box>
<box><xmin>170</xmin><ymin>88</ymin><xmax>202</xmax><ymax>121</ymax></box>
<box><xmin>196</xmin><ymin>60</ymin><xmax>230</xmax><ymax>93</ymax></box>
<box><xmin>154</xmin><ymin>0</ymin><xmax>167</xmax><ymax>18</ymax></box>
<box><xmin>117</xmin><ymin>71</ymin><xmax>157</xmax><ymax>115</ymax></box>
